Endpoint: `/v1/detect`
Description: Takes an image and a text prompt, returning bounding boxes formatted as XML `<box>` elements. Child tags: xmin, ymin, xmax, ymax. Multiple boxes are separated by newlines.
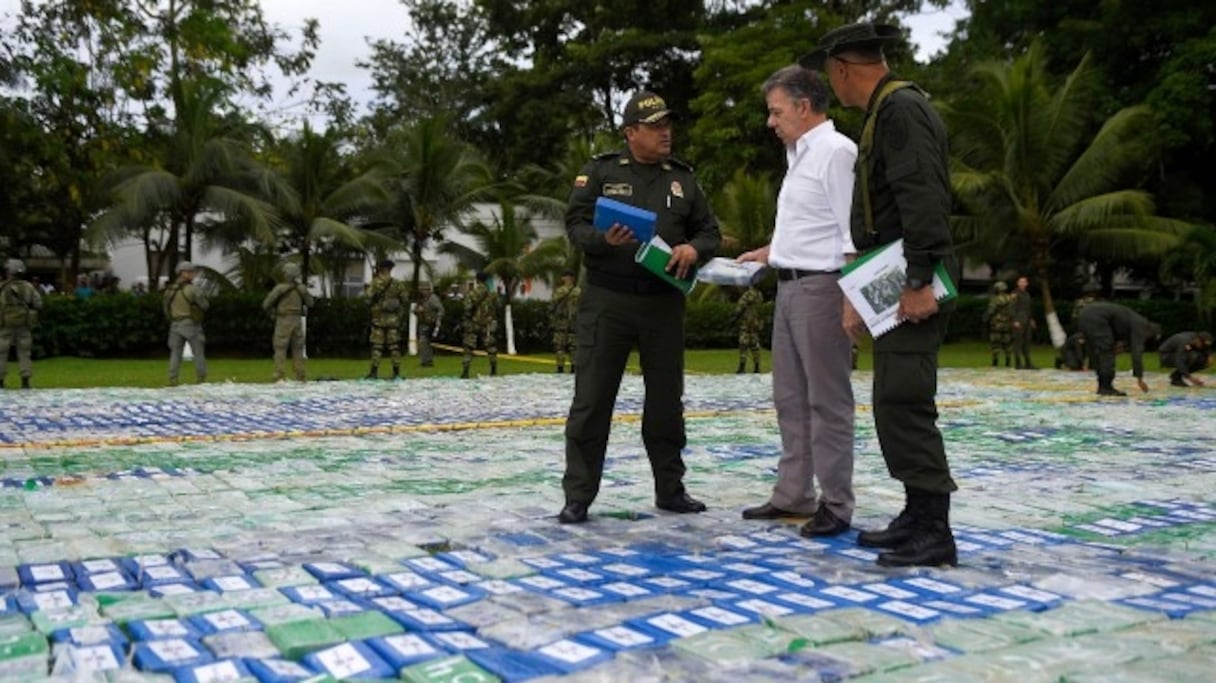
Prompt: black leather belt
<box><xmin>776</xmin><ymin>268</ymin><xmax>839</xmax><ymax>281</ymax></box>
<box><xmin>586</xmin><ymin>269</ymin><xmax>672</xmax><ymax>296</ymax></box>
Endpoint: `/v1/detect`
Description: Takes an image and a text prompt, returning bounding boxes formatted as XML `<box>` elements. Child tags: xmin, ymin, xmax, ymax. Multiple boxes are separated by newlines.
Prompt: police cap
<box><xmin>622</xmin><ymin>91</ymin><xmax>675</xmax><ymax>127</ymax></box>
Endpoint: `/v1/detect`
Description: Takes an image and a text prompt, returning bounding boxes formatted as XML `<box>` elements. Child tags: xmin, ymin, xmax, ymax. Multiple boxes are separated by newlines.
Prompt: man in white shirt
<box><xmin>739</xmin><ymin>64</ymin><xmax>857</xmax><ymax>537</ymax></box>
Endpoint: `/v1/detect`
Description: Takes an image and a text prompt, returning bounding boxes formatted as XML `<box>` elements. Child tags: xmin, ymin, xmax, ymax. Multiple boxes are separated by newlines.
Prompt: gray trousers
<box><xmin>768</xmin><ymin>273</ymin><xmax>856</xmax><ymax>520</ymax></box>
<box><xmin>168</xmin><ymin>319</ymin><xmax>207</xmax><ymax>383</ymax></box>
<box><xmin>0</xmin><ymin>326</ymin><xmax>33</xmax><ymax>379</ymax></box>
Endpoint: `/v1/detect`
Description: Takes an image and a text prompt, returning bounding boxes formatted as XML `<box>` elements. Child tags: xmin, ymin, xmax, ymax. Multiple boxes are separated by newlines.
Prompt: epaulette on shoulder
<box><xmin>667</xmin><ymin>156</ymin><xmax>694</xmax><ymax>171</ymax></box>
<box><xmin>593</xmin><ymin>151</ymin><xmax>623</xmax><ymax>161</ymax></box>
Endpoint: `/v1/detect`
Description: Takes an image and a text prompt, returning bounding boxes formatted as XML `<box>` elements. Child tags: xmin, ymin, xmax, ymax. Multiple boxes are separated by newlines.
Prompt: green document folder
<box><xmin>634</xmin><ymin>236</ymin><xmax>697</xmax><ymax>295</ymax></box>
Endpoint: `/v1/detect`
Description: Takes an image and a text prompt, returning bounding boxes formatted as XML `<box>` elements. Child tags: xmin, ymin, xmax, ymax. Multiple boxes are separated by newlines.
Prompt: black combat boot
<box><xmin>877</xmin><ymin>493</ymin><xmax>958</xmax><ymax>567</ymax></box>
<box><xmin>991</xmin><ymin>354</ymin><xmax>998</xmax><ymax>367</ymax></box>
<box><xmin>391</xmin><ymin>364</ymin><xmax>400</xmax><ymax>380</ymax></box>
<box><xmin>1097</xmin><ymin>376</ymin><xmax>1126</xmax><ymax>396</ymax></box>
<box><xmin>460</xmin><ymin>362</ymin><xmax>470</xmax><ymax>379</ymax></box>
<box><xmin>0</xmin><ymin>379</ymin><xmax>4</xmax><ymax>388</ymax></box>
<box><xmin>736</xmin><ymin>360</ymin><xmax>745</xmax><ymax>374</ymax></box>
<box><xmin>569</xmin><ymin>365</ymin><xmax>576</xmax><ymax>375</ymax></box>
<box><xmin>490</xmin><ymin>360</ymin><xmax>497</xmax><ymax>376</ymax></box>
<box><xmin>753</xmin><ymin>361</ymin><xmax>760</xmax><ymax>373</ymax></box>
<box><xmin>365</xmin><ymin>365</ymin><xmax>379</xmax><ymax>380</ymax></box>
<box><xmin>556</xmin><ymin>365</ymin><xmax>564</xmax><ymax>374</ymax></box>
<box><xmin>1005</xmin><ymin>354</ymin><xmax>1011</xmax><ymax>367</ymax></box>
<box><xmin>857</xmin><ymin>490</ymin><xmax>923</xmax><ymax>548</ymax></box>
<box><xmin>21</xmin><ymin>377</ymin><xmax>30</xmax><ymax>390</ymax></box>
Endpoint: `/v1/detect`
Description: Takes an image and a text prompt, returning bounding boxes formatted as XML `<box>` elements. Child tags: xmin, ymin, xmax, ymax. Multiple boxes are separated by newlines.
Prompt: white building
<box><xmin>108</xmin><ymin>203</ymin><xmax>567</xmax><ymax>300</ymax></box>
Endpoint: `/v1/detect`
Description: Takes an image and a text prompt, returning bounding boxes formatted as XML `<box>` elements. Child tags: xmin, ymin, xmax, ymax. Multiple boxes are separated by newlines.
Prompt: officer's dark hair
<box><xmin>762</xmin><ymin>65</ymin><xmax>830</xmax><ymax>115</ymax></box>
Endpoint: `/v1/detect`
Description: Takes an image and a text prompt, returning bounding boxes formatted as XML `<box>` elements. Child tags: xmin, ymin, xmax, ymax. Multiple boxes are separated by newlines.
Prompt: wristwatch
<box><xmin>906</xmin><ymin>277</ymin><xmax>928</xmax><ymax>291</ymax></box>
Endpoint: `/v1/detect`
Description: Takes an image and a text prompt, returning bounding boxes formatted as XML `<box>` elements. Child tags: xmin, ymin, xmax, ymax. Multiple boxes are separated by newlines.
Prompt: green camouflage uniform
<box><xmin>735</xmin><ymin>286</ymin><xmax>763</xmax><ymax>371</ymax></box>
<box><xmin>461</xmin><ymin>280</ymin><xmax>498</xmax><ymax>374</ymax></box>
<box><xmin>163</xmin><ymin>278</ymin><xmax>209</xmax><ymax>385</ymax></box>
<box><xmin>262</xmin><ymin>280</ymin><xmax>313</xmax><ymax>381</ymax></box>
<box><xmin>985</xmin><ymin>291</ymin><xmax>1014</xmax><ymax>366</ymax></box>
<box><xmin>413</xmin><ymin>289</ymin><xmax>443</xmax><ymax>367</ymax></box>
<box><xmin>0</xmin><ymin>276</ymin><xmax>42</xmax><ymax>385</ymax></box>
<box><xmin>550</xmin><ymin>281</ymin><xmax>581</xmax><ymax>371</ymax></box>
<box><xmin>367</xmin><ymin>272</ymin><xmax>408</xmax><ymax>373</ymax></box>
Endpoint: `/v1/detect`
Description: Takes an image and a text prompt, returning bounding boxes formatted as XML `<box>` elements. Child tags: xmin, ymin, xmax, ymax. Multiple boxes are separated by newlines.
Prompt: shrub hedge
<box><xmin>26</xmin><ymin>292</ymin><xmax>1205</xmax><ymax>359</ymax></box>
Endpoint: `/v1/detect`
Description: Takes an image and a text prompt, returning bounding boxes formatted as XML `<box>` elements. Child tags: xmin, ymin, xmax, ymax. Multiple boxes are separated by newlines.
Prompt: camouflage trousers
<box><xmin>369</xmin><ymin>324</ymin><xmax>401</xmax><ymax>367</ymax></box>
<box><xmin>989</xmin><ymin>329</ymin><xmax>1012</xmax><ymax>354</ymax></box>
<box><xmin>462</xmin><ymin>320</ymin><xmax>498</xmax><ymax>364</ymax></box>
<box><xmin>272</xmin><ymin>315</ymin><xmax>307</xmax><ymax>381</ymax></box>
<box><xmin>553</xmin><ymin>323</ymin><xmax>574</xmax><ymax>367</ymax></box>
<box><xmin>168</xmin><ymin>319</ymin><xmax>207</xmax><ymax>385</ymax></box>
<box><xmin>738</xmin><ymin>329</ymin><xmax>761</xmax><ymax>363</ymax></box>
<box><xmin>0</xmin><ymin>326</ymin><xmax>33</xmax><ymax>379</ymax></box>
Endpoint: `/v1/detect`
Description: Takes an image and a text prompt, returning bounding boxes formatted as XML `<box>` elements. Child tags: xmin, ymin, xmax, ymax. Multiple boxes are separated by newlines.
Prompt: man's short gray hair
<box><xmin>762</xmin><ymin>65</ymin><xmax>830</xmax><ymax>114</ymax></box>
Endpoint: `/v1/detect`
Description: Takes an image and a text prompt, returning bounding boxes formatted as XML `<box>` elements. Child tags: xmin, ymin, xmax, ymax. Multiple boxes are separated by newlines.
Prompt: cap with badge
<box><xmin>621</xmin><ymin>91</ymin><xmax>675</xmax><ymax>127</ymax></box>
<box><xmin>802</xmin><ymin>22</ymin><xmax>901</xmax><ymax>70</ymax></box>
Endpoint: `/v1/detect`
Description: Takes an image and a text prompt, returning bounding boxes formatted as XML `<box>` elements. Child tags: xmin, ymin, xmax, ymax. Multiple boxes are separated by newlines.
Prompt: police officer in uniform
<box><xmin>163</xmin><ymin>261</ymin><xmax>209</xmax><ymax>386</ymax></box>
<box><xmin>558</xmin><ymin>90</ymin><xmax>721</xmax><ymax>524</ymax></box>
<box><xmin>1076</xmin><ymin>301</ymin><xmax>1161</xmax><ymax>396</ymax></box>
<box><xmin>0</xmin><ymin>259</ymin><xmax>43</xmax><ymax>389</ymax></box>
<box><xmin>262</xmin><ymin>262</ymin><xmax>314</xmax><ymax>381</ymax></box>
<box><xmin>808</xmin><ymin>23</ymin><xmax>959</xmax><ymax>566</ymax></box>
<box><xmin>1157</xmin><ymin>330</ymin><xmax>1212</xmax><ymax>387</ymax></box>
<box><xmin>550</xmin><ymin>270</ymin><xmax>580</xmax><ymax>374</ymax></box>
<box><xmin>413</xmin><ymin>281</ymin><xmax>443</xmax><ymax>368</ymax></box>
<box><xmin>366</xmin><ymin>259</ymin><xmax>407</xmax><ymax>379</ymax></box>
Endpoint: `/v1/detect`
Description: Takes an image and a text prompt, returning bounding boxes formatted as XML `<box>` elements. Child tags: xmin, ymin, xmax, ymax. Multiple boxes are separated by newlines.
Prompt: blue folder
<box><xmin>593</xmin><ymin>197</ymin><xmax>656</xmax><ymax>243</ymax></box>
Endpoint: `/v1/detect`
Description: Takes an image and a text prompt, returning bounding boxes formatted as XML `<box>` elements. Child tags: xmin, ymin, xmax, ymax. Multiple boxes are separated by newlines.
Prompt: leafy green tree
<box><xmin>89</xmin><ymin>83</ymin><xmax>278</xmax><ymax>287</ymax></box>
<box><xmin>367</xmin><ymin>116</ymin><xmax>494</xmax><ymax>293</ymax></box>
<box><xmin>255</xmin><ymin>122</ymin><xmax>395</xmax><ymax>284</ymax></box>
<box><xmin>945</xmin><ymin>42</ymin><xmax>1190</xmax><ymax>346</ymax></box>
<box><xmin>1160</xmin><ymin>225</ymin><xmax>1216</xmax><ymax>323</ymax></box>
<box><xmin>439</xmin><ymin>199</ymin><xmax>568</xmax><ymax>354</ymax></box>
<box><xmin>714</xmin><ymin>168</ymin><xmax>776</xmax><ymax>258</ymax></box>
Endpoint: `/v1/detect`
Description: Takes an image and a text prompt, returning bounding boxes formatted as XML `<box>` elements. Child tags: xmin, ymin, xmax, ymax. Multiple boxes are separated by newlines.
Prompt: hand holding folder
<box><xmin>634</xmin><ymin>236</ymin><xmax>697</xmax><ymax>295</ymax></box>
<box><xmin>593</xmin><ymin>197</ymin><xmax>657</xmax><ymax>244</ymax></box>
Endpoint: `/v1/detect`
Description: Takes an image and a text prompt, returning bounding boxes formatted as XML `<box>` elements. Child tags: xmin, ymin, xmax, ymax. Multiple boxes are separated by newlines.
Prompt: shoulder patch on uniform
<box><xmin>574</xmin><ymin>175</ymin><xmax>588</xmax><ymax>188</ymax></box>
<box><xmin>593</xmin><ymin>151</ymin><xmax>622</xmax><ymax>161</ymax></box>
<box><xmin>667</xmin><ymin>156</ymin><xmax>693</xmax><ymax>171</ymax></box>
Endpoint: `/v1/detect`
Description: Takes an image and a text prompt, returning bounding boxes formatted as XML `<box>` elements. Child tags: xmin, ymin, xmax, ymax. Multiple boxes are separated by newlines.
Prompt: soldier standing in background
<box><xmin>262</xmin><ymin>262</ymin><xmax>314</xmax><ymax>382</ymax></box>
<box><xmin>734</xmin><ymin>284</ymin><xmax>764</xmax><ymax>374</ymax></box>
<box><xmin>461</xmin><ymin>271</ymin><xmax>499</xmax><ymax>378</ymax></box>
<box><xmin>163</xmin><ymin>262</ymin><xmax>209</xmax><ymax>386</ymax></box>
<box><xmin>413</xmin><ymin>281</ymin><xmax>443</xmax><ymax>368</ymax></box>
<box><xmin>0</xmin><ymin>259</ymin><xmax>43</xmax><ymax>389</ymax></box>
<box><xmin>365</xmin><ymin>259</ymin><xmax>408</xmax><ymax>380</ymax></box>
<box><xmin>550</xmin><ymin>270</ymin><xmax>580</xmax><ymax>374</ymax></box>
<box><xmin>1010</xmin><ymin>275</ymin><xmax>1037</xmax><ymax>369</ymax></box>
<box><xmin>984</xmin><ymin>281</ymin><xmax>1013</xmax><ymax>367</ymax></box>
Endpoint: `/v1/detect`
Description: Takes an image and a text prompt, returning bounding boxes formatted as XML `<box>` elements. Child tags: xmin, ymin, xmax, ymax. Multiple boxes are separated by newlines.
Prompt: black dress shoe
<box><xmin>557</xmin><ymin>501</ymin><xmax>588</xmax><ymax>524</ymax></box>
<box><xmin>656</xmin><ymin>493</ymin><xmax>707</xmax><ymax>514</ymax></box>
<box><xmin>799</xmin><ymin>506</ymin><xmax>850</xmax><ymax>537</ymax></box>
<box><xmin>741</xmin><ymin>502</ymin><xmax>797</xmax><ymax>520</ymax></box>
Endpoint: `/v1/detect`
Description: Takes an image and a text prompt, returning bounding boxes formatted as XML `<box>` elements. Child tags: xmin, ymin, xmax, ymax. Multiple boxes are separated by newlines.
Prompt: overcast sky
<box><xmin>2</xmin><ymin>0</ymin><xmax>966</xmax><ymax>118</ymax></box>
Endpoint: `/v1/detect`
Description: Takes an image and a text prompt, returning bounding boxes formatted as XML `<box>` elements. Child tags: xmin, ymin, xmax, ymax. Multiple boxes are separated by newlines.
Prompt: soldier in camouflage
<box><xmin>365</xmin><ymin>259</ymin><xmax>408</xmax><ymax>380</ymax></box>
<box><xmin>0</xmin><ymin>259</ymin><xmax>43</xmax><ymax>389</ymax></box>
<box><xmin>163</xmin><ymin>262</ymin><xmax>209</xmax><ymax>386</ymax></box>
<box><xmin>734</xmin><ymin>284</ymin><xmax>764</xmax><ymax>374</ymax></box>
<box><xmin>413</xmin><ymin>281</ymin><xmax>443</xmax><ymax>368</ymax></box>
<box><xmin>262</xmin><ymin>262</ymin><xmax>314</xmax><ymax>382</ymax></box>
<box><xmin>461</xmin><ymin>271</ymin><xmax>498</xmax><ymax>378</ymax></box>
<box><xmin>984</xmin><ymin>281</ymin><xmax>1014</xmax><ymax>367</ymax></box>
<box><xmin>550</xmin><ymin>270</ymin><xmax>580</xmax><ymax>373</ymax></box>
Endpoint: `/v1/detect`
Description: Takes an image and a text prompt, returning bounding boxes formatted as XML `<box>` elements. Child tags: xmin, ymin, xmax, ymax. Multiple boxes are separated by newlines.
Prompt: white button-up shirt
<box><xmin>768</xmin><ymin>120</ymin><xmax>857</xmax><ymax>272</ymax></box>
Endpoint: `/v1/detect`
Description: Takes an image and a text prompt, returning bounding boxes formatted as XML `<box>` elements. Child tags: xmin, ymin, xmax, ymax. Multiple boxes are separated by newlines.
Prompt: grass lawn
<box><xmin>11</xmin><ymin>341</ymin><xmax>1079</xmax><ymax>389</ymax></box>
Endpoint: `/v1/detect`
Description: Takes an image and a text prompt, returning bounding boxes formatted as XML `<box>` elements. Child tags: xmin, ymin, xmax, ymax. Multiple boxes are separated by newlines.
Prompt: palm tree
<box><xmin>368</xmin><ymin>116</ymin><xmax>493</xmax><ymax>293</ymax></box>
<box><xmin>439</xmin><ymin>199</ymin><xmax>568</xmax><ymax>354</ymax></box>
<box><xmin>715</xmin><ymin>168</ymin><xmax>776</xmax><ymax>258</ymax></box>
<box><xmin>945</xmin><ymin>41</ymin><xmax>1190</xmax><ymax>347</ymax></box>
<box><xmin>255</xmin><ymin>122</ymin><xmax>396</xmax><ymax>284</ymax></box>
<box><xmin>88</xmin><ymin>83</ymin><xmax>276</xmax><ymax>288</ymax></box>
<box><xmin>1160</xmin><ymin>224</ymin><xmax>1216</xmax><ymax>323</ymax></box>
